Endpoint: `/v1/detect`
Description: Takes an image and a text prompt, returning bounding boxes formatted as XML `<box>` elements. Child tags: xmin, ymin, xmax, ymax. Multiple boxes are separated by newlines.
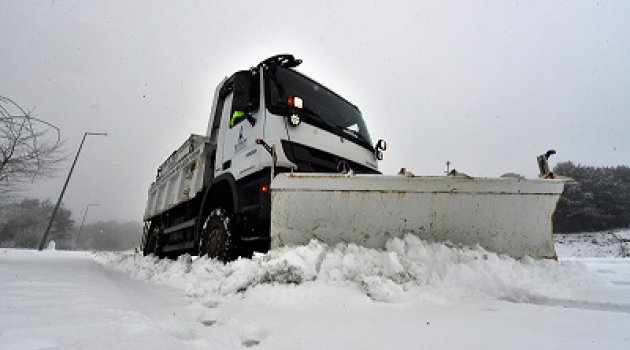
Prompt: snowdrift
<box><xmin>94</xmin><ymin>234</ymin><xmax>598</xmax><ymax>303</ymax></box>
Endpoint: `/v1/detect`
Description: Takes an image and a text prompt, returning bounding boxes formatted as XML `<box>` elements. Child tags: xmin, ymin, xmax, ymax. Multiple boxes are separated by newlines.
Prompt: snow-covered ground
<box><xmin>1</xmin><ymin>232</ymin><xmax>629</xmax><ymax>349</ymax></box>
<box><xmin>555</xmin><ymin>230</ymin><xmax>630</xmax><ymax>259</ymax></box>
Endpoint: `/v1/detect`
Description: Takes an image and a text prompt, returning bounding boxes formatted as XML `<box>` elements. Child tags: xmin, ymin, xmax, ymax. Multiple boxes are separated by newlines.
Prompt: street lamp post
<box><xmin>38</xmin><ymin>132</ymin><xmax>107</xmax><ymax>251</ymax></box>
<box><xmin>74</xmin><ymin>203</ymin><xmax>99</xmax><ymax>250</ymax></box>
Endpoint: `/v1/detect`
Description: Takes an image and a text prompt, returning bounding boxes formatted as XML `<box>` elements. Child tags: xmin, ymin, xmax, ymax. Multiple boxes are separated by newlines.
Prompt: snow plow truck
<box><xmin>142</xmin><ymin>54</ymin><xmax>567</xmax><ymax>261</ymax></box>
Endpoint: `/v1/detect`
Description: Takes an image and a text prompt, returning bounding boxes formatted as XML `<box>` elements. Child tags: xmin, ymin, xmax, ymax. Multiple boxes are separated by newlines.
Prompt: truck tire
<box><xmin>199</xmin><ymin>207</ymin><xmax>238</xmax><ymax>262</ymax></box>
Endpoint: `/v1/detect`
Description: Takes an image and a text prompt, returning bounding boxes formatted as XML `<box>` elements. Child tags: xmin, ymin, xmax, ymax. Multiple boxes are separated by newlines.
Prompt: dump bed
<box><xmin>143</xmin><ymin>135</ymin><xmax>209</xmax><ymax>220</ymax></box>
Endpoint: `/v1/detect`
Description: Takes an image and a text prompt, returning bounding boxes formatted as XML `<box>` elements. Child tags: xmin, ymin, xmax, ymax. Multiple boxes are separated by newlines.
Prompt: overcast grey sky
<box><xmin>1</xmin><ymin>0</ymin><xmax>628</xmax><ymax>223</ymax></box>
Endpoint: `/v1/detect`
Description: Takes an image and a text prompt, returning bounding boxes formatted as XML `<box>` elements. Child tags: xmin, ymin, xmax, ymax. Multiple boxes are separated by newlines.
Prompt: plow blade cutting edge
<box><xmin>270</xmin><ymin>173</ymin><xmax>566</xmax><ymax>259</ymax></box>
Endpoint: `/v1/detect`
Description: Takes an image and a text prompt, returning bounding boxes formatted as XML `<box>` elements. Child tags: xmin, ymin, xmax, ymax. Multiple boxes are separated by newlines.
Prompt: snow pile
<box><xmin>95</xmin><ymin>234</ymin><xmax>598</xmax><ymax>304</ymax></box>
<box><xmin>555</xmin><ymin>230</ymin><xmax>630</xmax><ymax>258</ymax></box>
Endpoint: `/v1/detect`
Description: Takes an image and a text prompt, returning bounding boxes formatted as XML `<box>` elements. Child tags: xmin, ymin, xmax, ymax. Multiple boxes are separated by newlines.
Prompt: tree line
<box><xmin>0</xmin><ymin>198</ymin><xmax>142</xmax><ymax>250</ymax></box>
<box><xmin>0</xmin><ymin>199</ymin><xmax>73</xmax><ymax>248</ymax></box>
<box><xmin>74</xmin><ymin>220</ymin><xmax>143</xmax><ymax>251</ymax></box>
<box><xmin>553</xmin><ymin>162</ymin><xmax>630</xmax><ymax>233</ymax></box>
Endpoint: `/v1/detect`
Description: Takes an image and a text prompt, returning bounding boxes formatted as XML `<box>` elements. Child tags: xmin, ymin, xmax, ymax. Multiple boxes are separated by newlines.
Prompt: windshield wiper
<box><xmin>341</xmin><ymin>128</ymin><xmax>371</xmax><ymax>146</ymax></box>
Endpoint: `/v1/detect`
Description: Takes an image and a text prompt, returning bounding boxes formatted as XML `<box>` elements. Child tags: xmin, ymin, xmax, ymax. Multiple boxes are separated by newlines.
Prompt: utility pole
<box><xmin>38</xmin><ymin>132</ymin><xmax>107</xmax><ymax>251</ymax></box>
<box><xmin>74</xmin><ymin>203</ymin><xmax>99</xmax><ymax>250</ymax></box>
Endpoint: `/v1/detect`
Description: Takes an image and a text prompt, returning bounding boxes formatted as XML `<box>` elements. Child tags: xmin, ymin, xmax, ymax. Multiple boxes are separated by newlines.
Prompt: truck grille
<box><xmin>281</xmin><ymin>140</ymin><xmax>379</xmax><ymax>174</ymax></box>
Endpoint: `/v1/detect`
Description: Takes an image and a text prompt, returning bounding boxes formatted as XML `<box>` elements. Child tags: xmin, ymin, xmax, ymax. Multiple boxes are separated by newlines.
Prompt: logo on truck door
<box><xmin>235</xmin><ymin>125</ymin><xmax>247</xmax><ymax>153</ymax></box>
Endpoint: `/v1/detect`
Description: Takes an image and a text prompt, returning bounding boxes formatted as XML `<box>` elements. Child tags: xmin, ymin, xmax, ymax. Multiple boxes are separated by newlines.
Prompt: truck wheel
<box><xmin>199</xmin><ymin>207</ymin><xmax>238</xmax><ymax>262</ymax></box>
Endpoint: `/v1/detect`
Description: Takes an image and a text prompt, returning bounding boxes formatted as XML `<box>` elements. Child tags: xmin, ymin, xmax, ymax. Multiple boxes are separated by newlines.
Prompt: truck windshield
<box><xmin>265</xmin><ymin>66</ymin><xmax>373</xmax><ymax>149</ymax></box>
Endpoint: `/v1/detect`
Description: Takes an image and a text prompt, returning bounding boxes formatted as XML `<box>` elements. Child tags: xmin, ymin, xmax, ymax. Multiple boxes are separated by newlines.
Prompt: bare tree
<box><xmin>0</xmin><ymin>96</ymin><xmax>64</xmax><ymax>198</ymax></box>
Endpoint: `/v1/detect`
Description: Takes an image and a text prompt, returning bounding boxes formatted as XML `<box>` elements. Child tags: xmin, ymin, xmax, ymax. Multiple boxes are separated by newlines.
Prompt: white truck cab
<box><xmin>212</xmin><ymin>55</ymin><xmax>380</xmax><ymax>181</ymax></box>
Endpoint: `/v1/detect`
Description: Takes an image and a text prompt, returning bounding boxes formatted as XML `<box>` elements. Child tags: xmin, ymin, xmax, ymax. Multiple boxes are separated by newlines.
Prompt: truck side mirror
<box><xmin>375</xmin><ymin>139</ymin><xmax>387</xmax><ymax>160</ymax></box>
<box><xmin>376</xmin><ymin>139</ymin><xmax>387</xmax><ymax>151</ymax></box>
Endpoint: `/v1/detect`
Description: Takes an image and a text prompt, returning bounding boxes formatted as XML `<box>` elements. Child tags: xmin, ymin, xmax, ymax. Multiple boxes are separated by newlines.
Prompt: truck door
<box><xmin>214</xmin><ymin>93</ymin><xmax>233</xmax><ymax>178</ymax></box>
<box><xmin>215</xmin><ymin>92</ymin><xmax>262</xmax><ymax>180</ymax></box>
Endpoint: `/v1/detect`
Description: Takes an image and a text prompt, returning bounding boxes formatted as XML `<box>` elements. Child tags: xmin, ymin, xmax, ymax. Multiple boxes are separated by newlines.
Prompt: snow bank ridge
<box><xmin>95</xmin><ymin>234</ymin><xmax>597</xmax><ymax>303</ymax></box>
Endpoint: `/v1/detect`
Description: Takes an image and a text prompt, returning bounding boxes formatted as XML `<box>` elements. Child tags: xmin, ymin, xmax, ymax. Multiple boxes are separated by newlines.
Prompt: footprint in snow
<box><xmin>242</xmin><ymin>339</ymin><xmax>260</xmax><ymax>347</ymax></box>
<box><xmin>200</xmin><ymin>319</ymin><xmax>216</xmax><ymax>327</ymax></box>
<box><xmin>239</xmin><ymin>325</ymin><xmax>269</xmax><ymax>348</ymax></box>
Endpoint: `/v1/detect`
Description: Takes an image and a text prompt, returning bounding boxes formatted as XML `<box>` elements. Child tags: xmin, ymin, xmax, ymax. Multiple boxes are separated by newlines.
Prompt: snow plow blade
<box><xmin>270</xmin><ymin>173</ymin><xmax>566</xmax><ymax>259</ymax></box>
